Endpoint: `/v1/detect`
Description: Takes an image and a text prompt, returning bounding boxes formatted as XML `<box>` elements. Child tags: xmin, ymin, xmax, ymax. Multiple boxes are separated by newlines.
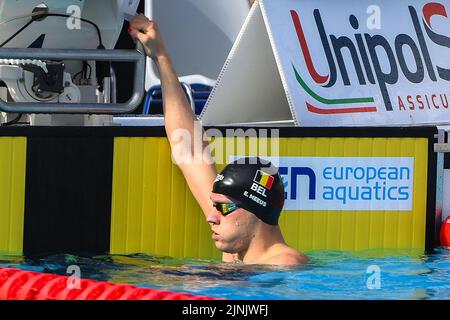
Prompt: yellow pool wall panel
<box><xmin>110</xmin><ymin>136</ymin><xmax>429</xmax><ymax>258</ymax></box>
<box><xmin>213</xmin><ymin>136</ymin><xmax>428</xmax><ymax>252</ymax></box>
<box><xmin>110</xmin><ymin>137</ymin><xmax>220</xmax><ymax>259</ymax></box>
<box><xmin>0</xmin><ymin>137</ymin><xmax>27</xmax><ymax>255</ymax></box>
<box><xmin>274</xmin><ymin>137</ymin><xmax>428</xmax><ymax>252</ymax></box>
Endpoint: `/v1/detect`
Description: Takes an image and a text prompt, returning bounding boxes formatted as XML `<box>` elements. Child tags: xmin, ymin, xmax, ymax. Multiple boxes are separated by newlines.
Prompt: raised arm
<box><xmin>129</xmin><ymin>15</ymin><xmax>217</xmax><ymax>216</ymax></box>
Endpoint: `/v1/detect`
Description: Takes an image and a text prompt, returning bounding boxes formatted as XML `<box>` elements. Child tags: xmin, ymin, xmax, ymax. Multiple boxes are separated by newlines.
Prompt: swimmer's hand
<box><xmin>128</xmin><ymin>14</ymin><xmax>167</xmax><ymax>60</ymax></box>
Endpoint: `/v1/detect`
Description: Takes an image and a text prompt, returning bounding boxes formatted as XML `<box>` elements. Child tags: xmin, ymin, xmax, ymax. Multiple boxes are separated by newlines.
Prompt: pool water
<box><xmin>1</xmin><ymin>249</ymin><xmax>449</xmax><ymax>300</ymax></box>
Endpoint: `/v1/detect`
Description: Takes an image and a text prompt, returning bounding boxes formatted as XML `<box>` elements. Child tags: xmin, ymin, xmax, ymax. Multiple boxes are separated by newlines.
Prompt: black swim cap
<box><xmin>212</xmin><ymin>157</ymin><xmax>285</xmax><ymax>225</ymax></box>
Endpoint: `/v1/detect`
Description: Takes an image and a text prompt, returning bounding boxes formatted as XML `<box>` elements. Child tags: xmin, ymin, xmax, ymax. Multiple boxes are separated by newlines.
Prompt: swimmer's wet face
<box><xmin>208</xmin><ymin>193</ymin><xmax>260</xmax><ymax>254</ymax></box>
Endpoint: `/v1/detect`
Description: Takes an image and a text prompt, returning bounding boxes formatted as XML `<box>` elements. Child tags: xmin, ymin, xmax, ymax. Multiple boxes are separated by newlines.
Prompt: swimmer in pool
<box><xmin>129</xmin><ymin>14</ymin><xmax>308</xmax><ymax>265</ymax></box>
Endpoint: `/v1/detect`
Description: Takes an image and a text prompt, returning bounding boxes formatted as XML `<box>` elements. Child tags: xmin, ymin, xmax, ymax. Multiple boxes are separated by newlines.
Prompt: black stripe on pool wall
<box><xmin>23</xmin><ymin>135</ymin><xmax>114</xmax><ymax>257</ymax></box>
<box><xmin>425</xmin><ymin>135</ymin><xmax>437</xmax><ymax>254</ymax></box>
<box><xmin>0</xmin><ymin>125</ymin><xmax>438</xmax><ymax>139</ymax></box>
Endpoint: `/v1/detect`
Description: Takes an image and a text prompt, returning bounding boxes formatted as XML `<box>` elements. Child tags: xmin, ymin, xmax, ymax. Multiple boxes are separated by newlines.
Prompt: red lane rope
<box><xmin>0</xmin><ymin>267</ymin><xmax>218</xmax><ymax>300</ymax></box>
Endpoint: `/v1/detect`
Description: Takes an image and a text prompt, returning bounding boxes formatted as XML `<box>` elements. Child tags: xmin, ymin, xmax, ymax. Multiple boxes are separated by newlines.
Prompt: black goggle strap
<box><xmin>213</xmin><ymin>203</ymin><xmax>239</xmax><ymax>216</ymax></box>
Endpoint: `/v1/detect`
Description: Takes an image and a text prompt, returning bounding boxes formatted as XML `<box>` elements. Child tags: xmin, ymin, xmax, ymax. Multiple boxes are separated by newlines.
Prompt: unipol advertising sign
<box><xmin>267</xmin><ymin>0</ymin><xmax>450</xmax><ymax>125</ymax></box>
<box><xmin>201</xmin><ymin>0</ymin><xmax>450</xmax><ymax>126</ymax></box>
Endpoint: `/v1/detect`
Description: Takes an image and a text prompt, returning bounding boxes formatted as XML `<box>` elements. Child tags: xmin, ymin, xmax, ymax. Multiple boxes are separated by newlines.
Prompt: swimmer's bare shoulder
<box><xmin>262</xmin><ymin>245</ymin><xmax>309</xmax><ymax>265</ymax></box>
<box><xmin>222</xmin><ymin>247</ymin><xmax>309</xmax><ymax>265</ymax></box>
<box><xmin>265</xmin><ymin>251</ymin><xmax>309</xmax><ymax>265</ymax></box>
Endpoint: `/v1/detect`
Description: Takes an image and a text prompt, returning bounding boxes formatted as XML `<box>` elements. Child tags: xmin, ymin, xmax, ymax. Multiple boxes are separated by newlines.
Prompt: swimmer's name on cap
<box><xmin>212</xmin><ymin>158</ymin><xmax>284</xmax><ymax>225</ymax></box>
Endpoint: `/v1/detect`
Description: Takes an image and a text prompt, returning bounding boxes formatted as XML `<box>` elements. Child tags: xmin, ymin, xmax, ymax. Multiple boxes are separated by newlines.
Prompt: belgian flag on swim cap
<box><xmin>254</xmin><ymin>170</ymin><xmax>274</xmax><ymax>190</ymax></box>
<box><xmin>212</xmin><ymin>157</ymin><xmax>285</xmax><ymax>225</ymax></box>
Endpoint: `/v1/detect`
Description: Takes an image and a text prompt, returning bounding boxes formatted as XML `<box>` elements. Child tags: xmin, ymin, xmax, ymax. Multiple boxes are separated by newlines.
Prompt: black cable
<box><xmin>39</xmin><ymin>13</ymin><xmax>103</xmax><ymax>47</ymax></box>
<box><xmin>82</xmin><ymin>61</ymin><xmax>87</xmax><ymax>78</ymax></box>
<box><xmin>86</xmin><ymin>62</ymin><xmax>92</xmax><ymax>79</ymax></box>
<box><xmin>74</xmin><ymin>62</ymin><xmax>87</xmax><ymax>80</ymax></box>
<box><xmin>0</xmin><ymin>19</ymin><xmax>34</xmax><ymax>47</ymax></box>
<box><xmin>73</xmin><ymin>69</ymin><xmax>84</xmax><ymax>80</ymax></box>
<box><xmin>73</xmin><ymin>61</ymin><xmax>92</xmax><ymax>81</ymax></box>
<box><xmin>1</xmin><ymin>114</ymin><xmax>22</xmax><ymax>127</ymax></box>
<box><xmin>0</xmin><ymin>13</ymin><xmax>103</xmax><ymax>48</ymax></box>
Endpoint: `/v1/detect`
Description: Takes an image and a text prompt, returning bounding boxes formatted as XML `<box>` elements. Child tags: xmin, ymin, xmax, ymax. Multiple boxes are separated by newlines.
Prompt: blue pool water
<box><xmin>1</xmin><ymin>249</ymin><xmax>449</xmax><ymax>300</ymax></box>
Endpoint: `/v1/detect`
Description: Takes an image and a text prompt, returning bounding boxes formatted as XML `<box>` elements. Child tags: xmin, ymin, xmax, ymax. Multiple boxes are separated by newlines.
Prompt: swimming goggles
<box><xmin>213</xmin><ymin>203</ymin><xmax>239</xmax><ymax>216</ymax></box>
